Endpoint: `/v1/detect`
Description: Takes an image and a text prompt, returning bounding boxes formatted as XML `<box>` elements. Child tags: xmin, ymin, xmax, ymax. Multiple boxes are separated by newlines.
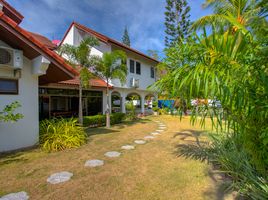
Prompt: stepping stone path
<box><xmin>144</xmin><ymin>135</ymin><xmax>155</xmax><ymax>140</ymax></box>
<box><xmin>121</xmin><ymin>145</ymin><xmax>135</xmax><ymax>150</ymax></box>
<box><xmin>0</xmin><ymin>191</ymin><xmax>29</xmax><ymax>200</ymax></box>
<box><xmin>47</xmin><ymin>171</ymin><xmax>73</xmax><ymax>184</ymax></box>
<box><xmin>85</xmin><ymin>159</ymin><xmax>104</xmax><ymax>167</ymax></box>
<box><xmin>134</xmin><ymin>140</ymin><xmax>146</xmax><ymax>144</ymax></box>
<box><xmin>104</xmin><ymin>151</ymin><xmax>121</xmax><ymax>158</ymax></box>
<box><xmin>151</xmin><ymin>132</ymin><xmax>161</xmax><ymax>136</ymax></box>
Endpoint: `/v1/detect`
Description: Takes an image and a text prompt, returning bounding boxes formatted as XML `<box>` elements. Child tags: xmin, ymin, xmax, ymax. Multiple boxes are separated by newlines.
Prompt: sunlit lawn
<box><xmin>0</xmin><ymin>116</ymin><xmax>230</xmax><ymax>200</ymax></box>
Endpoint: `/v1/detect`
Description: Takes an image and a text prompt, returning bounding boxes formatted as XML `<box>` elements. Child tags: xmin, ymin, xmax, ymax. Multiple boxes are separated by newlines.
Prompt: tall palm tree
<box><xmin>192</xmin><ymin>0</ymin><xmax>267</xmax><ymax>33</ymax></box>
<box><xmin>94</xmin><ymin>50</ymin><xmax>127</xmax><ymax>128</ymax></box>
<box><xmin>58</xmin><ymin>37</ymin><xmax>100</xmax><ymax>124</ymax></box>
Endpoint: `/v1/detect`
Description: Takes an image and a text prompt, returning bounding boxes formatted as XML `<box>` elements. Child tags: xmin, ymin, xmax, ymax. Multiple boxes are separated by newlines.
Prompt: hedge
<box><xmin>83</xmin><ymin>112</ymin><xmax>125</xmax><ymax>127</ymax></box>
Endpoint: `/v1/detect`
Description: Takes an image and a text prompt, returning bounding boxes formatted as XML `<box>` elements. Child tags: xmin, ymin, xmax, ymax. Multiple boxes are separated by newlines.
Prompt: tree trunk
<box><xmin>106</xmin><ymin>83</ymin><xmax>110</xmax><ymax>128</ymax></box>
<box><xmin>78</xmin><ymin>79</ymin><xmax>83</xmax><ymax>125</ymax></box>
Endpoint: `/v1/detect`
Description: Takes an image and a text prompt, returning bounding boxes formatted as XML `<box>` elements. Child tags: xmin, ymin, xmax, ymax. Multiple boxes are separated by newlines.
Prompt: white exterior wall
<box><xmin>110</xmin><ymin>47</ymin><xmax>157</xmax><ymax>91</ymax></box>
<box><xmin>0</xmin><ymin>41</ymin><xmax>39</xmax><ymax>152</ymax></box>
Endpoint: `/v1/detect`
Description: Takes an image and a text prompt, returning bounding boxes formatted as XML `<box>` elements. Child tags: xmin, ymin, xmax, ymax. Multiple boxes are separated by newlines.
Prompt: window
<box><xmin>130</xmin><ymin>59</ymin><xmax>135</xmax><ymax>73</ymax></box>
<box><xmin>0</xmin><ymin>79</ymin><xmax>18</xmax><ymax>94</ymax></box>
<box><xmin>150</xmin><ymin>67</ymin><xmax>155</xmax><ymax>78</ymax></box>
<box><xmin>136</xmin><ymin>62</ymin><xmax>141</xmax><ymax>75</ymax></box>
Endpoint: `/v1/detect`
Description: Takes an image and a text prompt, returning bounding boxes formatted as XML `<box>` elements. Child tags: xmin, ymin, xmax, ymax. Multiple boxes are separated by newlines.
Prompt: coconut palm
<box><xmin>94</xmin><ymin>50</ymin><xmax>127</xmax><ymax>128</ymax></box>
<box><xmin>192</xmin><ymin>0</ymin><xmax>267</xmax><ymax>33</ymax></box>
<box><xmin>58</xmin><ymin>37</ymin><xmax>100</xmax><ymax>124</ymax></box>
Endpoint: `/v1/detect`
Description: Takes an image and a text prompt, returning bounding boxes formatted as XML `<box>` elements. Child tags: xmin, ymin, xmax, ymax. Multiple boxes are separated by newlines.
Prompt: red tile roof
<box><xmin>0</xmin><ymin>0</ymin><xmax>23</xmax><ymax>24</ymax></box>
<box><xmin>0</xmin><ymin>10</ymin><xmax>78</xmax><ymax>78</ymax></box>
<box><xmin>27</xmin><ymin>31</ymin><xmax>57</xmax><ymax>50</ymax></box>
<box><xmin>47</xmin><ymin>76</ymin><xmax>112</xmax><ymax>89</ymax></box>
<box><xmin>61</xmin><ymin>22</ymin><xmax>160</xmax><ymax>64</ymax></box>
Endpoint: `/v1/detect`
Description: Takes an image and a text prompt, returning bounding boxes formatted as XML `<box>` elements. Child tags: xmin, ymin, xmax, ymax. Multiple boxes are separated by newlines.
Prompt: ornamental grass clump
<box><xmin>39</xmin><ymin>118</ymin><xmax>87</xmax><ymax>152</ymax></box>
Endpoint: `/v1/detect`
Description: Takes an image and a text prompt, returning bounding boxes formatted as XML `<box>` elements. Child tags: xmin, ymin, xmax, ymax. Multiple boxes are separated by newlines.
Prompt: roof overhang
<box><xmin>0</xmin><ymin>11</ymin><xmax>78</xmax><ymax>84</ymax></box>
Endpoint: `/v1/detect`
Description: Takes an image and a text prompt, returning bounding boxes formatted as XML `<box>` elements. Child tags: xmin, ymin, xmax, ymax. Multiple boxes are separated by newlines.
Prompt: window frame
<box><xmin>150</xmin><ymin>67</ymin><xmax>155</xmax><ymax>78</ymax></box>
<box><xmin>129</xmin><ymin>59</ymin><xmax>135</xmax><ymax>73</ymax></box>
<box><xmin>136</xmin><ymin>61</ymin><xmax>141</xmax><ymax>75</ymax></box>
<box><xmin>0</xmin><ymin>78</ymin><xmax>19</xmax><ymax>95</ymax></box>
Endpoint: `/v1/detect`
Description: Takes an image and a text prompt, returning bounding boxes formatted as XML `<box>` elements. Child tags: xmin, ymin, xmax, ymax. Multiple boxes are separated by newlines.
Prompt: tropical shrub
<box><xmin>39</xmin><ymin>118</ymin><xmax>87</xmax><ymax>152</ymax></box>
<box><xmin>206</xmin><ymin>132</ymin><xmax>268</xmax><ymax>199</ymax></box>
<box><xmin>125</xmin><ymin>101</ymin><xmax>137</xmax><ymax>120</ymax></box>
<box><xmin>83</xmin><ymin>113</ymin><xmax>125</xmax><ymax>127</ymax></box>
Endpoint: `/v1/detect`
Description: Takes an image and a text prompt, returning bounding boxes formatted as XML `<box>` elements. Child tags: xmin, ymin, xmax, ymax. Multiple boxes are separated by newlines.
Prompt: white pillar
<box><xmin>141</xmin><ymin>94</ymin><xmax>145</xmax><ymax>114</ymax></box>
<box><xmin>121</xmin><ymin>93</ymin><xmax>126</xmax><ymax>113</ymax></box>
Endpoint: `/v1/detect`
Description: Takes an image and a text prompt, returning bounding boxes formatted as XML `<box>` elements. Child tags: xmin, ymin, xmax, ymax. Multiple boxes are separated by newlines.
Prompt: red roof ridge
<box><xmin>0</xmin><ymin>0</ymin><xmax>24</xmax><ymax>24</ymax></box>
<box><xmin>60</xmin><ymin>22</ymin><xmax>159</xmax><ymax>64</ymax></box>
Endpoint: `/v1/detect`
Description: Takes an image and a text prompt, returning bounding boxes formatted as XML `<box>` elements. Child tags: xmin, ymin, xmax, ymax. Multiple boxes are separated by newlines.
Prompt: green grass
<box><xmin>0</xmin><ymin>116</ymin><xmax>231</xmax><ymax>199</ymax></box>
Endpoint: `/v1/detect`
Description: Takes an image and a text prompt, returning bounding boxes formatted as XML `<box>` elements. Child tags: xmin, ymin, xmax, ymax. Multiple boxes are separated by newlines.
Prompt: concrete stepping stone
<box><xmin>134</xmin><ymin>140</ymin><xmax>146</xmax><ymax>144</ymax></box>
<box><xmin>47</xmin><ymin>171</ymin><xmax>73</xmax><ymax>184</ymax></box>
<box><xmin>156</xmin><ymin>130</ymin><xmax>164</xmax><ymax>132</ymax></box>
<box><xmin>104</xmin><ymin>151</ymin><xmax>121</xmax><ymax>158</ymax></box>
<box><xmin>121</xmin><ymin>145</ymin><xmax>135</xmax><ymax>150</ymax></box>
<box><xmin>158</xmin><ymin>127</ymin><xmax>166</xmax><ymax>129</ymax></box>
<box><xmin>0</xmin><ymin>191</ymin><xmax>29</xmax><ymax>200</ymax></box>
<box><xmin>144</xmin><ymin>135</ymin><xmax>155</xmax><ymax>140</ymax></box>
<box><xmin>85</xmin><ymin>159</ymin><xmax>104</xmax><ymax>167</ymax></box>
<box><xmin>151</xmin><ymin>132</ymin><xmax>160</xmax><ymax>136</ymax></box>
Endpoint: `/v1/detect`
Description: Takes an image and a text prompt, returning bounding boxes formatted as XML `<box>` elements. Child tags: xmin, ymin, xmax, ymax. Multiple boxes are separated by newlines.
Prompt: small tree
<box><xmin>58</xmin><ymin>37</ymin><xmax>100</xmax><ymax>124</ymax></box>
<box><xmin>0</xmin><ymin>101</ymin><xmax>23</xmax><ymax>123</ymax></box>
<box><xmin>95</xmin><ymin>50</ymin><xmax>127</xmax><ymax>128</ymax></box>
<box><xmin>122</xmin><ymin>26</ymin><xmax>131</xmax><ymax>46</ymax></box>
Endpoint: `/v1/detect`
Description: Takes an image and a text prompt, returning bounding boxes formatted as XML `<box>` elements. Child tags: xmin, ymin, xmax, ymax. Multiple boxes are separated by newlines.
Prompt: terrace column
<box><xmin>121</xmin><ymin>93</ymin><xmax>126</xmax><ymax>113</ymax></box>
<box><xmin>141</xmin><ymin>94</ymin><xmax>145</xmax><ymax>114</ymax></box>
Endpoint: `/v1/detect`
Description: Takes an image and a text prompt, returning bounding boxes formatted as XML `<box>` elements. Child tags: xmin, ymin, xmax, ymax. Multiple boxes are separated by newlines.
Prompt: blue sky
<box><xmin>8</xmin><ymin>0</ymin><xmax>212</xmax><ymax>54</ymax></box>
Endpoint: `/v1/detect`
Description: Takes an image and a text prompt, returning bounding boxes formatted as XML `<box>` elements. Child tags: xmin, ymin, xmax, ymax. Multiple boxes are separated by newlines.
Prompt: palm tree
<box><xmin>58</xmin><ymin>37</ymin><xmax>100</xmax><ymax>125</ymax></box>
<box><xmin>192</xmin><ymin>0</ymin><xmax>267</xmax><ymax>33</ymax></box>
<box><xmin>94</xmin><ymin>50</ymin><xmax>127</xmax><ymax>128</ymax></box>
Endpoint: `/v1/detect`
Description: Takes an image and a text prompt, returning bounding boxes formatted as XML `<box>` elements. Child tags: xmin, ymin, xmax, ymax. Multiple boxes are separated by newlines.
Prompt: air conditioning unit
<box><xmin>130</xmin><ymin>77</ymin><xmax>139</xmax><ymax>88</ymax></box>
<box><xmin>0</xmin><ymin>46</ymin><xmax>23</xmax><ymax>69</ymax></box>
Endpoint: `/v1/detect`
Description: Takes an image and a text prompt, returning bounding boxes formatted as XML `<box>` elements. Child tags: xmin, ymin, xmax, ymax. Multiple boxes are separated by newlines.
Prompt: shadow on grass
<box><xmin>85</xmin><ymin>118</ymin><xmax>152</xmax><ymax>136</ymax></box>
<box><xmin>0</xmin><ymin>152</ymin><xmax>28</xmax><ymax>165</ymax></box>
<box><xmin>173</xmin><ymin>129</ymin><xmax>240</xmax><ymax>200</ymax></box>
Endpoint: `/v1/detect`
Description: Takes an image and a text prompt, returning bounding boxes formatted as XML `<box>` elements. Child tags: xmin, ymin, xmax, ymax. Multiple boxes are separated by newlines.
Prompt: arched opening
<box><xmin>126</xmin><ymin>93</ymin><xmax>141</xmax><ymax>114</ymax></box>
<box><xmin>111</xmin><ymin>91</ymin><xmax>121</xmax><ymax>113</ymax></box>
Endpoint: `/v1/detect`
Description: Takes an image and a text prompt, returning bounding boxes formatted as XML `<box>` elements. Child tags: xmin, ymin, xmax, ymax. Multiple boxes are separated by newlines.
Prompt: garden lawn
<box><xmin>0</xmin><ymin>116</ymin><xmax>230</xmax><ymax>200</ymax></box>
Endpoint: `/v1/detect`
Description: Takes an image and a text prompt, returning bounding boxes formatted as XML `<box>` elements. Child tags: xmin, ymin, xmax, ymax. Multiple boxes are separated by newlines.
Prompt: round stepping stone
<box><xmin>151</xmin><ymin>132</ymin><xmax>160</xmax><ymax>136</ymax></box>
<box><xmin>121</xmin><ymin>145</ymin><xmax>135</xmax><ymax>150</ymax></box>
<box><xmin>144</xmin><ymin>135</ymin><xmax>155</xmax><ymax>140</ymax></box>
<box><xmin>104</xmin><ymin>151</ymin><xmax>121</xmax><ymax>158</ymax></box>
<box><xmin>156</xmin><ymin>130</ymin><xmax>164</xmax><ymax>132</ymax></box>
<box><xmin>85</xmin><ymin>159</ymin><xmax>104</xmax><ymax>167</ymax></box>
<box><xmin>159</xmin><ymin>127</ymin><xmax>166</xmax><ymax>129</ymax></box>
<box><xmin>0</xmin><ymin>191</ymin><xmax>29</xmax><ymax>200</ymax></box>
<box><xmin>134</xmin><ymin>140</ymin><xmax>146</xmax><ymax>144</ymax></box>
<box><xmin>47</xmin><ymin>171</ymin><xmax>73</xmax><ymax>184</ymax></box>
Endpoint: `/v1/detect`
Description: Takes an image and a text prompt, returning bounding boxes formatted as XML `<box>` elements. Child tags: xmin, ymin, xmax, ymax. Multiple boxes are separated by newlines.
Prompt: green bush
<box><xmin>39</xmin><ymin>118</ymin><xmax>87</xmax><ymax>152</ymax></box>
<box><xmin>83</xmin><ymin>113</ymin><xmax>125</xmax><ymax>127</ymax></box>
<box><xmin>206</xmin><ymin>133</ymin><xmax>268</xmax><ymax>199</ymax></box>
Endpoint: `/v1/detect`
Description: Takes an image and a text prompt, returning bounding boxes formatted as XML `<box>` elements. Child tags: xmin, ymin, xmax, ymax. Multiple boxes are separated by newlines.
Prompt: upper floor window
<box><xmin>150</xmin><ymin>67</ymin><xmax>155</xmax><ymax>78</ymax></box>
<box><xmin>136</xmin><ymin>62</ymin><xmax>141</xmax><ymax>75</ymax></box>
<box><xmin>130</xmin><ymin>59</ymin><xmax>135</xmax><ymax>73</ymax></box>
<box><xmin>0</xmin><ymin>78</ymin><xmax>18</xmax><ymax>94</ymax></box>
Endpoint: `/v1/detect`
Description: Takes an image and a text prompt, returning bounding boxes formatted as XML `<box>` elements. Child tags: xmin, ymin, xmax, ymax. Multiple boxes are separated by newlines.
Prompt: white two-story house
<box><xmin>40</xmin><ymin>22</ymin><xmax>159</xmax><ymax>117</ymax></box>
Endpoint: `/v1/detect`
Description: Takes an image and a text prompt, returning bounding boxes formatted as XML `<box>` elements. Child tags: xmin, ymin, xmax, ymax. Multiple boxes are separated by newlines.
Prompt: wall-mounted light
<box><xmin>14</xmin><ymin>69</ymin><xmax>22</xmax><ymax>78</ymax></box>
